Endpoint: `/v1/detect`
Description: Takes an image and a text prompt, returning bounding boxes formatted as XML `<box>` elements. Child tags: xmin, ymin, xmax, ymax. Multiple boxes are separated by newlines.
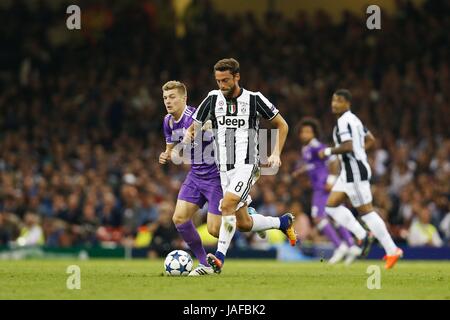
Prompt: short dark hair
<box><xmin>298</xmin><ymin>117</ymin><xmax>321</xmax><ymax>138</ymax></box>
<box><xmin>334</xmin><ymin>89</ymin><xmax>352</xmax><ymax>103</ymax></box>
<box><xmin>214</xmin><ymin>58</ymin><xmax>240</xmax><ymax>75</ymax></box>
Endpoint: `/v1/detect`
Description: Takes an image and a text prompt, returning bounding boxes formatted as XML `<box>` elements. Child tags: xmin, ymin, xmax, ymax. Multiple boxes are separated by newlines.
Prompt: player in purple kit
<box><xmin>159</xmin><ymin>80</ymin><xmax>222</xmax><ymax>276</ymax></box>
<box><xmin>293</xmin><ymin>118</ymin><xmax>362</xmax><ymax>264</ymax></box>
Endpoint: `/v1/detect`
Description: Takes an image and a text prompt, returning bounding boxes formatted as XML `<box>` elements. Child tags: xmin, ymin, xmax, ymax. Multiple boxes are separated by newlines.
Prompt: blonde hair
<box><xmin>162</xmin><ymin>80</ymin><xmax>187</xmax><ymax>97</ymax></box>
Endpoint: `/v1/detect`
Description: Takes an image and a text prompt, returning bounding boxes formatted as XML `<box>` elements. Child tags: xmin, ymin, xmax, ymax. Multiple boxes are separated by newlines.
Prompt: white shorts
<box><xmin>219</xmin><ymin>164</ymin><xmax>260</xmax><ymax>210</ymax></box>
<box><xmin>331</xmin><ymin>174</ymin><xmax>373</xmax><ymax>207</ymax></box>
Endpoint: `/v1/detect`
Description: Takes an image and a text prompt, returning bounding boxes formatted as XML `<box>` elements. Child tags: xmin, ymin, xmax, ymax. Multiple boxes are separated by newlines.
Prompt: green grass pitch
<box><xmin>1</xmin><ymin>259</ymin><xmax>449</xmax><ymax>299</ymax></box>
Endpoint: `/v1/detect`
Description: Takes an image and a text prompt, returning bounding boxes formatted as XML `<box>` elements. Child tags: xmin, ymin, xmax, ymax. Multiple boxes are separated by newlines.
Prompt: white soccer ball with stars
<box><xmin>164</xmin><ymin>250</ymin><xmax>193</xmax><ymax>276</ymax></box>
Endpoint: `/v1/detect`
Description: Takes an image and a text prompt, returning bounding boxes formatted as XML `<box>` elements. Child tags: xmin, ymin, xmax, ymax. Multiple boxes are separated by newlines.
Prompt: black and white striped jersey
<box><xmin>332</xmin><ymin>110</ymin><xmax>372</xmax><ymax>182</ymax></box>
<box><xmin>193</xmin><ymin>88</ymin><xmax>279</xmax><ymax>172</ymax></box>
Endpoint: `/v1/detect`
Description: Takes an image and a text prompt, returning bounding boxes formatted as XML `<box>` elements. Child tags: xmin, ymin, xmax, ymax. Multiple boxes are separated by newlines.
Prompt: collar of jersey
<box><xmin>173</xmin><ymin>105</ymin><xmax>188</xmax><ymax>123</ymax></box>
<box><xmin>222</xmin><ymin>88</ymin><xmax>244</xmax><ymax>100</ymax></box>
<box><xmin>337</xmin><ymin>109</ymin><xmax>351</xmax><ymax>120</ymax></box>
<box><xmin>307</xmin><ymin>138</ymin><xmax>319</xmax><ymax>147</ymax></box>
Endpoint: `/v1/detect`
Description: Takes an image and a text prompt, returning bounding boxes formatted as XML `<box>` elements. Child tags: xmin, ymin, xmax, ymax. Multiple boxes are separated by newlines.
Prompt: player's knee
<box><xmin>221</xmin><ymin>200</ymin><xmax>238</xmax><ymax>216</ymax></box>
<box><xmin>326</xmin><ymin>193</ymin><xmax>344</xmax><ymax>207</ymax></box>
<box><xmin>172</xmin><ymin>213</ymin><xmax>188</xmax><ymax>226</ymax></box>
<box><xmin>357</xmin><ymin>203</ymin><xmax>373</xmax><ymax>215</ymax></box>
<box><xmin>326</xmin><ymin>198</ymin><xmax>338</xmax><ymax>207</ymax></box>
<box><xmin>207</xmin><ymin>224</ymin><xmax>220</xmax><ymax>238</ymax></box>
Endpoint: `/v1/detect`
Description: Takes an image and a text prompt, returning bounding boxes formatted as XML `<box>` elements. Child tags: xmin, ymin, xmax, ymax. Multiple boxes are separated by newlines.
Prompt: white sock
<box><xmin>361</xmin><ymin>212</ymin><xmax>397</xmax><ymax>255</ymax></box>
<box><xmin>250</xmin><ymin>214</ymin><xmax>280</xmax><ymax>232</ymax></box>
<box><xmin>326</xmin><ymin>206</ymin><xmax>367</xmax><ymax>240</ymax></box>
<box><xmin>316</xmin><ymin>218</ymin><xmax>330</xmax><ymax>230</ymax></box>
<box><xmin>217</xmin><ymin>215</ymin><xmax>237</xmax><ymax>256</ymax></box>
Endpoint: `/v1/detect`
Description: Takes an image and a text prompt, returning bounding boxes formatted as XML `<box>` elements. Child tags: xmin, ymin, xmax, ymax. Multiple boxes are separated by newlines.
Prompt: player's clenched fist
<box><xmin>267</xmin><ymin>154</ymin><xmax>281</xmax><ymax>167</ymax></box>
<box><xmin>159</xmin><ymin>151</ymin><xmax>171</xmax><ymax>164</ymax></box>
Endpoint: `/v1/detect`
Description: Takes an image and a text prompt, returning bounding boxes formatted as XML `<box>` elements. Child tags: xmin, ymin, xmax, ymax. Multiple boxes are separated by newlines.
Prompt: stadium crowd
<box><xmin>0</xmin><ymin>0</ymin><xmax>449</xmax><ymax>255</ymax></box>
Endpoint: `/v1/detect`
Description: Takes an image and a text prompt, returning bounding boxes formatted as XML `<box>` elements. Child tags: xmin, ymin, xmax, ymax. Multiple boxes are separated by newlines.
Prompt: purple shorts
<box><xmin>178</xmin><ymin>172</ymin><xmax>223</xmax><ymax>215</ymax></box>
<box><xmin>311</xmin><ymin>190</ymin><xmax>329</xmax><ymax>219</ymax></box>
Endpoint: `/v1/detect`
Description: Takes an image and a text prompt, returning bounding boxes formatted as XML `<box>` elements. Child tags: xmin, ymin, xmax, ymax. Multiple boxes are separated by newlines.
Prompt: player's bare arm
<box><xmin>292</xmin><ymin>165</ymin><xmax>308</xmax><ymax>178</ymax></box>
<box><xmin>182</xmin><ymin>121</ymin><xmax>207</xmax><ymax>145</ymax></box>
<box><xmin>318</xmin><ymin>140</ymin><xmax>353</xmax><ymax>159</ymax></box>
<box><xmin>325</xmin><ymin>157</ymin><xmax>339</xmax><ymax>192</ymax></box>
<box><xmin>267</xmin><ymin>113</ymin><xmax>289</xmax><ymax>167</ymax></box>
<box><xmin>159</xmin><ymin>143</ymin><xmax>175</xmax><ymax>164</ymax></box>
<box><xmin>182</xmin><ymin>123</ymin><xmax>195</xmax><ymax>145</ymax></box>
<box><xmin>365</xmin><ymin>131</ymin><xmax>376</xmax><ymax>151</ymax></box>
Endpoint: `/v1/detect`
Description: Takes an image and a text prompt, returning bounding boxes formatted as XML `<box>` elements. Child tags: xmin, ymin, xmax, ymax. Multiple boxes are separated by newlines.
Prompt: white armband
<box><xmin>324</xmin><ymin>148</ymin><xmax>332</xmax><ymax>157</ymax></box>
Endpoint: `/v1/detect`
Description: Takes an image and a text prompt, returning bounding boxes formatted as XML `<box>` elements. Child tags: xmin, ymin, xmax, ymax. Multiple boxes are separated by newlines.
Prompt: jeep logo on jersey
<box><xmin>218</xmin><ymin>116</ymin><xmax>247</xmax><ymax>128</ymax></box>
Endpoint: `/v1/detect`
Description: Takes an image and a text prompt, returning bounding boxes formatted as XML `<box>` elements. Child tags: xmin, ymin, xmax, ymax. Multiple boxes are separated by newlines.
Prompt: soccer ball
<box><xmin>164</xmin><ymin>250</ymin><xmax>193</xmax><ymax>276</ymax></box>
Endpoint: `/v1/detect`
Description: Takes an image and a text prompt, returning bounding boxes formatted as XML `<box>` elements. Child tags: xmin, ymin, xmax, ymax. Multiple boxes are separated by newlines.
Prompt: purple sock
<box><xmin>337</xmin><ymin>226</ymin><xmax>355</xmax><ymax>247</ymax></box>
<box><xmin>318</xmin><ymin>219</ymin><xmax>342</xmax><ymax>248</ymax></box>
<box><xmin>175</xmin><ymin>220</ymin><xmax>208</xmax><ymax>266</ymax></box>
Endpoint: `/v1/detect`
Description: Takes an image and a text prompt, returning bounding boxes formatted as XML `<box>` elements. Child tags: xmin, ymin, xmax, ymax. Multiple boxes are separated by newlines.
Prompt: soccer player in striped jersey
<box><xmin>293</xmin><ymin>118</ymin><xmax>361</xmax><ymax>265</ymax></box>
<box><xmin>187</xmin><ymin>58</ymin><xmax>297</xmax><ymax>273</ymax></box>
<box><xmin>160</xmin><ymin>81</ymin><xmax>221</xmax><ymax>276</ymax></box>
<box><xmin>319</xmin><ymin>89</ymin><xmax>402</xmax><ymax>269</ymax></box>
<box><xmin>160</xmin><ymin>81</ymin><xmax>269</xmax><ymax>276</ymax></box>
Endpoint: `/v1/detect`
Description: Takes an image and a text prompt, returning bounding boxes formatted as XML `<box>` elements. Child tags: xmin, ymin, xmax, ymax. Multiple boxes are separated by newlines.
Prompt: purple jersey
<box><xmin>163</xmin><ymin>106</ymin><xmax>219</xmax><ymax>178</ymax></box>
<box><xmin>301</xmin><ymin>138</ymin><xmax>329</xmax><ymax>192</ymax></box>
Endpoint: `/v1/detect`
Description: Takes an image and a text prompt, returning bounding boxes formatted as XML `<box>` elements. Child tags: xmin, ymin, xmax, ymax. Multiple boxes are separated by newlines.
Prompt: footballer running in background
<box><xmin>319</xmin><ymin>89</ymin><xmax>403</xmax><ymax>269</ymax></box>
<box><xmin>293</xmin><ymin>118</ymin><xmax>361</xmax><ymax>265</ymax></box>
<box><xmin>187</xmin><ymin>58</ymin><xmax>297</xmax><ymax>274</ymax></box>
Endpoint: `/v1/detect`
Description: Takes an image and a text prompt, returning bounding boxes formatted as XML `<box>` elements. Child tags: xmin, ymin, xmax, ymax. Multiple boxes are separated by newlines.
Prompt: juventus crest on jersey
<box><xmin>193</xmin><ymin>88</ymin><xmax>279</xmax><ymax>172</ymax></box>
<box><xmin>332</xmin><ymin>110</ymin><xmax>372</xmax><ymax>182</ymax></box>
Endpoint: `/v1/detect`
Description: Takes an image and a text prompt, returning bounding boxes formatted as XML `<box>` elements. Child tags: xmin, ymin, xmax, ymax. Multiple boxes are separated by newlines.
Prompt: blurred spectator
<box><xmin>147</xmin><ymin>202</ymin><xmax>182</xmax><ymax>258</ymax></box>
<box><xmin>439</xmin><ymin>204</ymin><xmax>450</xmax><ymax>244</ymax></box>
<box><xmin>0</xmin><ymin>213</ymin><xmax>8</xmax><ymax>244</ymax></box>
<box><xmin>16</xmin><ymin>212</ymin><xmax>44</xmax><ymax>246</ymax></box>
<box><xmin>77</xmin><ymin>203</ymin><xmax>100</xmax><ymax>245</ymax></box>
<box><xmin>98</xmin><ymin>192</ymin><xmax>122</xmax><ymax>227</ymax></box>
<box><xmin>407</xmin><ymin>204</ymin><xmax>443</xmax><ymax>247</ymax></box>
<box><xmin>389</xmin><ymin>147</ymin><xmax>415</xmax><ymax>197</ymax></box>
